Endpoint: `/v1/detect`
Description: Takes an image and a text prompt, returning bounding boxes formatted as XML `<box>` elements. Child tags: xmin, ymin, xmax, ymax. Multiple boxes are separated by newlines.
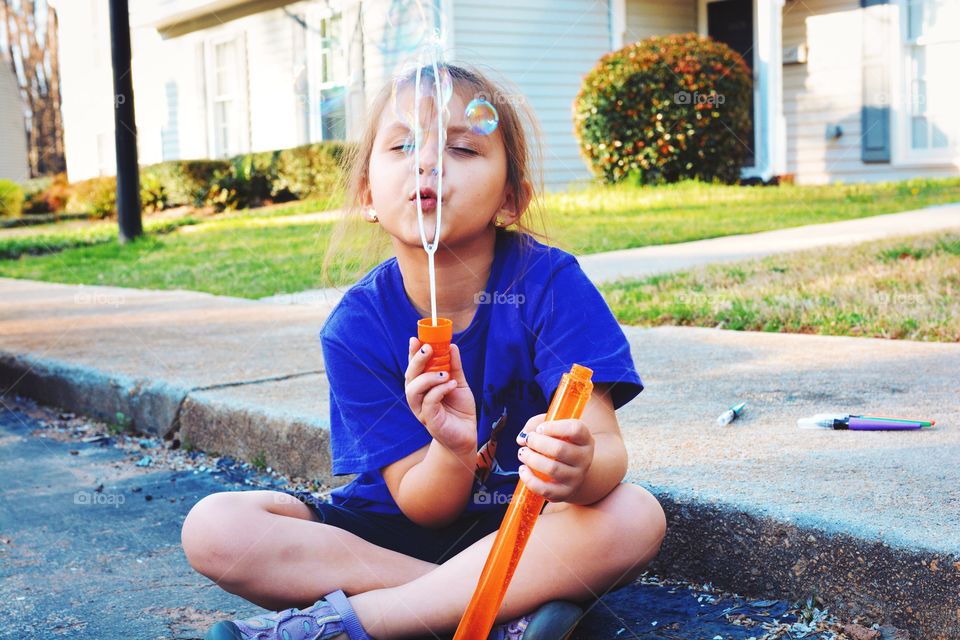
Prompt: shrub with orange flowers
<box><xmin>574</xmin><ymin>33</ymin><xmax>752</xmax><ymax>185</ymax></box>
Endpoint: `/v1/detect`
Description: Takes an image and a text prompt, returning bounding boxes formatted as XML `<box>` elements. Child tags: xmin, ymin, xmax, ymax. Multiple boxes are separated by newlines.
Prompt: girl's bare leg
<box><xmin>349</xmin><ymin>482</ymin><xmax>667</xmax><ymax>639</ymax></box>
<box><xmin>181</xmin><ymin>490</ymin><xmax>437</xmax><ymax>610</ymax></box>
<box><xmin>181</xmin><ymin>484</ymin><xmax>666</xmax><ymax>638</ymax></box>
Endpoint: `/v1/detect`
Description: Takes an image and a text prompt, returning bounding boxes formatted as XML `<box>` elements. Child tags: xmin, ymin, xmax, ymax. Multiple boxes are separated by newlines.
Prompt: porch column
<box><xmin>756</xmin><ymin>0</ymin><xmax>787</xmax><ymax>180</ymax></box>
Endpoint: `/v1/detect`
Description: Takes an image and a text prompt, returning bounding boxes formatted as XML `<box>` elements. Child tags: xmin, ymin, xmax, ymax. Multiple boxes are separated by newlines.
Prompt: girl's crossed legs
<box><xmin>181</xmin><ymin>484</ymin><xmax>666</xmax><ymax>639</ymax></box>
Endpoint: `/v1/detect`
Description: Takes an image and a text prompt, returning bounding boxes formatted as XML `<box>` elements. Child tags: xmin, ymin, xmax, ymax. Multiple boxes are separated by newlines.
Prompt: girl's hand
<box><xmin>405</xmin><ymin>339</ymin><xmax>477</xmax><ymax>456</ymax></box>
<box><xmin>515</xmin><ymin>414</ymin><xmax>595</xmax><ymax>503</ymax></box>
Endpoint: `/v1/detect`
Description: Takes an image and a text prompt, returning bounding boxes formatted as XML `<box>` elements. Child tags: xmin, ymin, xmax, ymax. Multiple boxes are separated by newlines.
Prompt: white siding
<box><xmin>782</xmin><ymin>0</ymin><xmax>959</xmax><ymax>184</ymax></box>
<box><xmin>355</xmin><ymin>0</ymin><xmax>439</xmax><ymax>125</ymax></box>
<box><xmin>56</xmin><ymin>0</ymin><xmax>116</xmax><ymax>181</ymax></box>
<box><xmin>0</xmin><ymin>54</ymin><xmax>30</xmax><ymax>183</ymax></box>
<box><xmin>147</xmin><ymin>6</ymin><xmax>305</xmax><ymax>160</ymax></box>
<box><xmin>625</xmin><ymin>0</ymin><xmax>697</xmax><ymax>42</ymax></box>
<box><xmin>450</xmin><ymin>0</ymin><xmax>612</xmax><ymax>190</ymax></box>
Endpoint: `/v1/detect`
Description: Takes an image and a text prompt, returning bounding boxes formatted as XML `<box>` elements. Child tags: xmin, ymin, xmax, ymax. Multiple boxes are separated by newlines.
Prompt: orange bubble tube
<box><xmin>453</xmin><ymin>364</ymin><xmax>594</xmax><ymax>639</ymax></box>
<box><xmin>417</xmin><ymin>317</ymin><xmax>453</xmax><ymax>374</ymax></box>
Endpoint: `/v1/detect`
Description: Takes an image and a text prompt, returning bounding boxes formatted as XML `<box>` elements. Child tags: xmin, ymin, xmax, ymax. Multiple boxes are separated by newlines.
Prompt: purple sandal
<box><xmin>204</xmin><ymin>589</ymin><xmax>372</xmax><ymax>640</ymax></box>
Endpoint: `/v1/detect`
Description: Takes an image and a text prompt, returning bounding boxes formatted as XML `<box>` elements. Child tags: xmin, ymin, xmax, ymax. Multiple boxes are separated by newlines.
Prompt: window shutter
<box><xmin>861</xmin><ymin>0</ymin><xmax>891</xmax><ymax>163</ymax></box>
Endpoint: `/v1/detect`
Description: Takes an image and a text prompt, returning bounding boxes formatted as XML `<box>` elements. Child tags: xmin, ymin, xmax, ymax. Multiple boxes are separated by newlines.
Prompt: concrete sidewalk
<box><xmin>259</xmin><ymin>203</ymin><xmax>960</xmax><ymax>309</ymax></box>
<box><xmin>577</xmin><ymin>202</ymin><xmax>960</xmax><ymax>283</ymax></box>
<box><xmin>1</xmin><ymin>276</ymin><xmax>957</xmax><ymax>637</ymax></box>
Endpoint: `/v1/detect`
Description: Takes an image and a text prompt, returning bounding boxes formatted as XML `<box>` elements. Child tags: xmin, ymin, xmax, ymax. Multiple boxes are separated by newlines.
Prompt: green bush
<box><xmin>206</xmin><ymin>151</ymin><xmax>283</xmax><ymax>211</ymax></box>
<box><xmin>275</xmin><ymin>142</ymin><xmax>350</xmax><ymax>200</ymax></box>
<box><xmin>22</xmin><ymin>172</ymin><xmax>71</xmax><ymax>214</ymax></box>
<box><xmin>147</xmin><ymin>159</ymin><xmax>229</xmax><ymax>207</ymax></box>
<box><xmin>68</xmin><ymin>176</ymin><xmax>117</xmax><ymax>219</ymax></box>
<box><xmin>138</xmin><ymin>169</ymin><xmax>168</xmax><ymax>213</ymax></box>
<box><xmin>0</xmin><ymin>179</ymin><xmax>25</xmax><ymax>218</ymax></box>
<box><xmin>23</xmin><ymin>142</ymin><xmax>351</xmax><ymax>219</ymax></box>
<box><xmin>574</xmin><ymin>33</ymin><xmax>753</xmax><ymax>185</ymax></box>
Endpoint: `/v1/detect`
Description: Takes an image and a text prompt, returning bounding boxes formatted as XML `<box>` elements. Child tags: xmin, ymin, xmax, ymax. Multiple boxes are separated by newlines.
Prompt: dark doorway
<box><xmin>707</xmin><ymin>0</ymin><xmax>755</xmax><ymax>167</ymax></box>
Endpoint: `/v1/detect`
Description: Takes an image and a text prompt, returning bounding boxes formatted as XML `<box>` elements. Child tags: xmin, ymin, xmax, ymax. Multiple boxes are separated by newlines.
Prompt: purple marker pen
<box><xmin>797</xmin><ymin>414</ymin><xmax>932</xmax><ymax>430</ymax></box>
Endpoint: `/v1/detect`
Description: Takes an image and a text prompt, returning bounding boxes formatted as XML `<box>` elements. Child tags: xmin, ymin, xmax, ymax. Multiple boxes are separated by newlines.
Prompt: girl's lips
<box><xmin>411</xmin><ymin>197</ymin><xmax>438</xmax><ymax>210</ymax></box>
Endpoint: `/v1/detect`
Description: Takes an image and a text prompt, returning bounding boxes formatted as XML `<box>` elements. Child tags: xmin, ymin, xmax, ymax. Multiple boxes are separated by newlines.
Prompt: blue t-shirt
<box><xmin>320</xmin><ymin>228</ymin><xmax>644</xmax><ymax>514</ymax></box>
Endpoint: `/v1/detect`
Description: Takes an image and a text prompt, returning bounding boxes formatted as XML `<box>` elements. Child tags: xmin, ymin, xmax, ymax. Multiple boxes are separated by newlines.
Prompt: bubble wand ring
<box><xmin>412</xmin><ymin>54</ymin><xmax>446</xmax><ymax>327</ymax></box>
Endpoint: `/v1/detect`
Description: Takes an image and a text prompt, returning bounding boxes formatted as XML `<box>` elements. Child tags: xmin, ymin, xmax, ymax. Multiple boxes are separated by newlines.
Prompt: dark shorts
<box><xmin>282</xmin><ymin>489</ymin><xmax>522</xmax><ymax>564</ymax></box>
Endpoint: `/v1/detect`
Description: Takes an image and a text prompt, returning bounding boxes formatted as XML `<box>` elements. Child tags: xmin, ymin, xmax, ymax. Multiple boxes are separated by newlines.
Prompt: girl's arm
<box><xmin>382</xmin><ymin>438</ymin><xmax>477</xmax><ymax>528</ymax></box>
<box><xmin>382</xmin><ymin>340</ymin><xmax>479</xmax><ymax>528</ymax></box>
<box><xmin>516</xmin><ymin>383</ymin><xmax>629</xmax><ymax>506</ymax></box>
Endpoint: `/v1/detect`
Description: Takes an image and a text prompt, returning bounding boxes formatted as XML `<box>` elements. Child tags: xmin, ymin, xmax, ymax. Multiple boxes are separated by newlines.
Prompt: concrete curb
<box><xmin>647</xmin><ymin>493</ymin><xmax>958</xmax><ymax>639</ymax></box>
<box><xmin>0</xmin><ymin>352</ymin><xmax>338</xmax><ymax>485</ymax></box>
<box><xmin>3</xmin><ymin>344</ymin><xmax>956</xmax><ymax>637</ymax></box>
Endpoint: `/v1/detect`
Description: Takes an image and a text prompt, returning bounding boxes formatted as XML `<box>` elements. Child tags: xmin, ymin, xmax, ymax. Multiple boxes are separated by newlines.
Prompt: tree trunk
<box><xmin>0</xmin><ymin>0</ymin><xmax>66</xmax><ymax>180</ymax></box>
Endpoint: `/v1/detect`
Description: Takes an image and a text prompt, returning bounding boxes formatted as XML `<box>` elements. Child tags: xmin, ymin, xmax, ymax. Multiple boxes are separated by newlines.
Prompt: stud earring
<box><xmin>495</xmin><ymin>217</ymin><xmax>505</xmax><ymax>227</ymax></box>
<box><xmin>367</xmin><ymin>209</ymin><xmax>379</xmax><ymax>223</ymax></box>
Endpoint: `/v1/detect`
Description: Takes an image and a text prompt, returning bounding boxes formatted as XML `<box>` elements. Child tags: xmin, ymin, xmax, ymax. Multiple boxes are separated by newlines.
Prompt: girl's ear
<box><xmin>495</xmin><ymin>180</ymin><xmax>533</xmax><ymax>227</ymax></box>
<box><xmin>358</xmin><ymin>179</ymin><xmax>373</xmax><ymax>208</ymax></box>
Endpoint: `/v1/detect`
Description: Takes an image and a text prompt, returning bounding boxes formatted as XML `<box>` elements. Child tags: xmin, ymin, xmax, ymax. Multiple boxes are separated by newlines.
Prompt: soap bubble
<box><xmin>380</xmin><ymin>0</ymin><xmax>428</xmax><ymax>58</ymax></box>
<box><xmin>465</xmin><ymin>97</ymin><xmax>498</xmax><ymax>136</ymax></box>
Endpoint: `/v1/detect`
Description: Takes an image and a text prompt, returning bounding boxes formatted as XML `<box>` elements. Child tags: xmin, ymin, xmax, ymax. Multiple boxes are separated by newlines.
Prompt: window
<box><xmin>213</xmin><ymin>39</ymin><xmax>240</xmax><ymax>157</ymax></box>
<box><xmin>205</xmin><ymin>35</ymin><xmax>248</xmax><ymax>158</ymax></box>
<box><xmin>305</xmin><ymin>8</ymin><xmax>348</xmax><ymax>141</ymax></box>
<box><xmin>902</xmin><ymin>0</ymin><xmax>959</xmax><ymax>158</ymax></box>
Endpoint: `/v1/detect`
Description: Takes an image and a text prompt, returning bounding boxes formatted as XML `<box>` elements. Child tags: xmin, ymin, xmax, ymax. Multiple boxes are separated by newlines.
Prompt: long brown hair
<box><xmin>320</xmin><ymin>62</ymin><xmax>549</xmax><ymax>290</ymax></box>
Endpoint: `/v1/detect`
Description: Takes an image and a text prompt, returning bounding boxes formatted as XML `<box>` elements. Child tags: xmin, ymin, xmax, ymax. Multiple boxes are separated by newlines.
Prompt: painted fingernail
<box><xmin>517</xmin><ymin>431</ymin><xmax>527</xmax><ymax>443</ymax></box>
<box><xmin>536</xmin><ymin>424</ymin><xmax>545</xmax><ymax>433</ymax></box>
<box><xmin>420</xmin><ymin>347</ymin><xmax>426</xmax><ymax>354</ymax></box>
<box><xmin>518</xmin><ymin>447</ymin><xmax>526</xmax><ymax>456</ymax></box>
<box><xmin>438</xmin><ymin>372</ymin><xmax>445</xmax><ymax>378</ymax></box>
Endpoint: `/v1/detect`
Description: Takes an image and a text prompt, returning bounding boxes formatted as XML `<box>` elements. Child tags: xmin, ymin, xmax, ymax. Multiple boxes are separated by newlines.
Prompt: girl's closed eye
<box><xmin>387</xmin><ymin>143</ymin><xmax>477</xmax><ymax>156</ymax></box>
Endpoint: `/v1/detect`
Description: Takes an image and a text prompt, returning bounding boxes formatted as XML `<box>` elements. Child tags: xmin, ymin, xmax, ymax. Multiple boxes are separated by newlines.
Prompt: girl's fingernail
<box><xmin>518</xmin><ymin>447</ymin><xmax>526</xmax><ymax>456</ymax></box>
<box><xmin>438</xmin><ymin>372</ymin><xmax>445</xmax><ymax>377</ymax></box>
<box><xmin>536</xmin><ymin>424</ymin><xmax>545</xmax><ymax>433</ymax></box>
<box><xmin>420</xmin><ymin>347</ymin><xmax>426</xmax><ymax>354</ymax></box>
<box><xmin>517</xmin><ymin>431</ymin><xmax>527</xmax><ymax>443</ymax></box>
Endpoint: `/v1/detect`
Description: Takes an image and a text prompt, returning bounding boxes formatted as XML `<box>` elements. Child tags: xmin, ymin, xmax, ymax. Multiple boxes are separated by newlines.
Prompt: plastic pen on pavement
<box><xmin>716</xmin><ymin>401</ymin><xmax>747</xmax><ymax>426</ymax></box>
<box><xmin>797</xmin><ymin>413</ymin><xmax>936</xmax><ymax>430</ymax></box>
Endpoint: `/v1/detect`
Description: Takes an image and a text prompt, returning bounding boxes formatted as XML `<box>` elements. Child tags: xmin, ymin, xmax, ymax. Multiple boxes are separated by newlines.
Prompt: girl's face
<box><xmin>364</xmin><ymin>83</ymin><xmax>517</xmax><ymax>251</ymax></box>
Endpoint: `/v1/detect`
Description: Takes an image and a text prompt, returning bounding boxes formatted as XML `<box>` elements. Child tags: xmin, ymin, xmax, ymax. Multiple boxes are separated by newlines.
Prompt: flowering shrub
<box><xmin>574</xmin><ymin>33</ymin><xmax>752</xmax><ymax>184</ymax></box>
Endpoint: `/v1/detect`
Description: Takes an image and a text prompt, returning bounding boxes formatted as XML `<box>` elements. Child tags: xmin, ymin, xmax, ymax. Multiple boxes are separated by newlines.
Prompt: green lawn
<box><xmin>600</xmin><ymin>231</ymin><xmax>960</xmax><ymax>342</ymax></box>
<box><xmin>2</xmin><ymin>178</ymin><xmax>959</xmax><ymax>299</ymax></box>
<box><xmin>0</xmin><ymin>196</ymin><xmax>338</xmax><ymax>260</ymax></box>
<box><xmin>543</xmin><ymin>176</ymin><xmax>960</xmax><ymax>254</ymax></box>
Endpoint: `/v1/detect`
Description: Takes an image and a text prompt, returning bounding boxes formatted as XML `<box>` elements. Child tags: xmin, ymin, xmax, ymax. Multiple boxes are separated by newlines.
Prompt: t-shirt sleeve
<box><xmin>321</xmin><ymin>319</ymin><xmax>432</xmax><ymax>476</ymax></box>
<box><xmin>531</xmin><ymin>253</ymin><xmax>644</xmax><ymax>411</ymax></box>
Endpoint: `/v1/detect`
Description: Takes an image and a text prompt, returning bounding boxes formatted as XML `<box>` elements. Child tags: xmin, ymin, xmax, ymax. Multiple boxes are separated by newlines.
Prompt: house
<box><xmin>52</xmin><ymin>0</ymin><xmax>959</xmax><ymax>190</ymax></box>
<box><xmin>0</xmin><ymin>51</ymin><xmax>30</xmax><ymax>183</ymax></box>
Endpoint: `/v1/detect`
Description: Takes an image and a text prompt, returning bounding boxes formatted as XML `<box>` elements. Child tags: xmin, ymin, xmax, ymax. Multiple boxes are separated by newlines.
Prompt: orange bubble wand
<box><xmin>453</xmin><ymin>364</ymin><xmax>594</xmax><ymax>639</ymax></box>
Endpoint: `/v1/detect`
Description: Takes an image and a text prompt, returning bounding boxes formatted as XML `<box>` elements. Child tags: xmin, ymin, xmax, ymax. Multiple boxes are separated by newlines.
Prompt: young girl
<box><xmin>182</xmin><ymin>63</ymin><xmax>667</xmax><ymax>640</ymax></box>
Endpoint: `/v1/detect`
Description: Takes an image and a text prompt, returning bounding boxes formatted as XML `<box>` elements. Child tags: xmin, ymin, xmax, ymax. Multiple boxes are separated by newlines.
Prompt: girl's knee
<box><xmin>604</xmin><ymin>483</ymin><xmax>667</xmax><ymax>555</ymax></box>
<box><xmin>181</xmin><ymin>491</ymin><xmax>261</xmax><ymax>578</ymax></box>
